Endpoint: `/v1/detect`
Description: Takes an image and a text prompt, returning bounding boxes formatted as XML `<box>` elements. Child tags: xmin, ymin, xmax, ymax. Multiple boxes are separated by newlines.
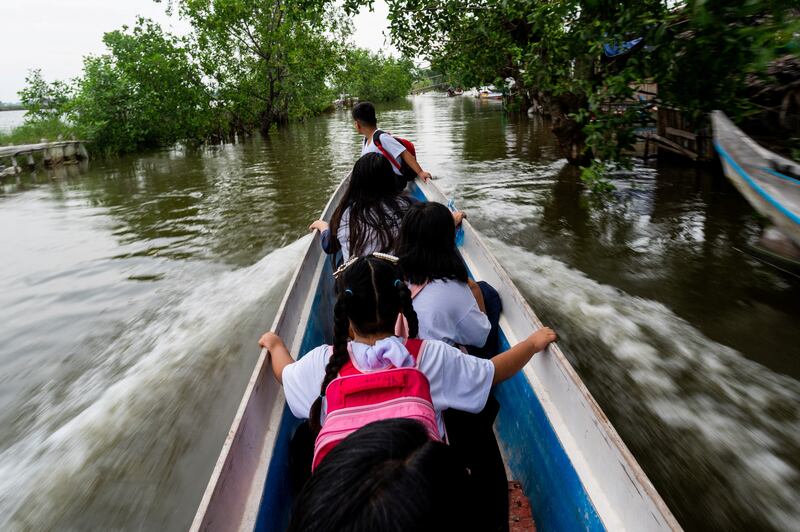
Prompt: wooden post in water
<box><xmin>26</xmin><ymin>153</ymin><xmax>35</xmax><ymax>168</ymax></box>
<box><xmin>77</xmin><ymin>142</ymin><xmax>89</xmax><ymax>161</ymax></box>
<box><xmin>51</xmin><ymin>144</ymin><xmax>64</xmax><ymax>166</ymax></box>
<box><xmin>64</xmin><ymin>142</ymin><xmax>76</xmax><ymax>161</ymax></box>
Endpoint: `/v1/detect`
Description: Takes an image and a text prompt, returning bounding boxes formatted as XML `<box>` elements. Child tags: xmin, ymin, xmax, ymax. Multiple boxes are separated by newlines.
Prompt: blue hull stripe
<box><xmin>714</xmin><ymin>141</ymin><xmax>800</xmax><ymax>225</ymax></box>
<box><xmin>494</xmin><ymin>330</ymin><xmax>603</xmax><ymax>532</ymax></box>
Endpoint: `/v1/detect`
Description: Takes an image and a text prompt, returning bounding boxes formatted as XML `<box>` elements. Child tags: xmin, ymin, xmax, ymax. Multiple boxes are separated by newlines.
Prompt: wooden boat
<box><xmin>712</xmin><ymin>110</ymin><xmax>800</xmax><ymax>248</ymax></box>
<box><xmin>191</xmin><ymin>177</ymin><xmax>681</xmax><ymax>532</ymax></box>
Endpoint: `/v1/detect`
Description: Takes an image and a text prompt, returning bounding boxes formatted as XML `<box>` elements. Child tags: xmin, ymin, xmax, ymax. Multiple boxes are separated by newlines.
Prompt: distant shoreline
<box><xmin>0</xmin><ymin>105</ymin><xmax>26</xmax><ymax>112</ymax></box>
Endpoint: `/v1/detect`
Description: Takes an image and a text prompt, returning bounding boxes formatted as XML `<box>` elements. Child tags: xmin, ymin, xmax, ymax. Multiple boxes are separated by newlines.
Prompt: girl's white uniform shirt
<box><xmin>336</xmin><ymin>206</ymin><xmax>403</xmax><ymax>261</ymax></box>
<box><xmin>281</xmin><ymin>338</ymin><xmax>495</xmax><ymax>436</ymax></box>
<box><xmin>413</xmin><ymin>279</ymin><xmax>491</xmax><ymax>347</ymax></box>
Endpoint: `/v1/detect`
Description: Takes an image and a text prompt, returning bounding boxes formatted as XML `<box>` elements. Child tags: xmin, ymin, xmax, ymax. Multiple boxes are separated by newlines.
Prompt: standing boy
<box><xmin>352</xmin><ymin>102</ymin><xmax>432</xmax><ymax>183</ymax></box>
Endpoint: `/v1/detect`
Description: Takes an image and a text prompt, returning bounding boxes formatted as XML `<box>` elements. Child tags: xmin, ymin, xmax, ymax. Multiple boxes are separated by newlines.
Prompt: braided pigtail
<box><xmin>397</xmin><ymin>281</ymin><xmax>419</xmax><ymax>339</ymax></box>
<box><xmin>308</xmin><ymin>290</ymin><xmax>352</xmax><ymax>433</ymax></box>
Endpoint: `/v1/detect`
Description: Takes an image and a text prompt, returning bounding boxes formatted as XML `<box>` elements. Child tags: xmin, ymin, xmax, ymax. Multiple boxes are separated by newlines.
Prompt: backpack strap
<box><xmin>404</xmin><ymin>338</ymin><xmax>424</xmax><ymax>362</ymax></box>
<box><xmin>409</xmin><ymin>282</ymin><xmax>427</xmax><ymax>299</ymax></box>
<box><xmin>372</xmin><ymin>129</ymin><xmax>402</xmax><ymax>170</ymax></box>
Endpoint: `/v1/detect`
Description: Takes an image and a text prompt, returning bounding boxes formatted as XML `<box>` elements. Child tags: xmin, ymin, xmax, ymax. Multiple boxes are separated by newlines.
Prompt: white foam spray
<box><xmin>487</xmin><ymin>238</ymin><xmax>800</xmax><ymax>530</ymax></box>
<box><xmin>0</xmin><ymin>235</ymin><xmax>311</xmax><ymax>531</ymax></box>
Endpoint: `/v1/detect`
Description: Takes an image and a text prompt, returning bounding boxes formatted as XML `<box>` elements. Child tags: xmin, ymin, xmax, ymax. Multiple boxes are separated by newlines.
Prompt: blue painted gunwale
<box><xmin>715</xmin><ymin>141</ymin><xmax>800</xmax><ymax>226</ymax></box>
<box><xmin>253</xmin><ymin>187</ymin><xmax>605</xmax><ymax>532</ymax></box>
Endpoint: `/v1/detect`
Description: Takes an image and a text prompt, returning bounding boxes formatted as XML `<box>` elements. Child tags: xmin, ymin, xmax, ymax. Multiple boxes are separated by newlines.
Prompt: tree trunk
<box><xmin>550</xmin><ymin>92</ymin><xmax>592</xmax><ymax>166</ymax></box>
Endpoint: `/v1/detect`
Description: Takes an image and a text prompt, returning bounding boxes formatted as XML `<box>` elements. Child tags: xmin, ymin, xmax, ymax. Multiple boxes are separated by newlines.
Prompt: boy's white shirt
<box><xmin>361</xmin><ymin>131</ymin><xmax>406</xmax><ymax>176</ymax></box>
<box><xmin>281</xmin><ymin>338</ymin><xmax>495</xmax><ymax>437</ymax></box>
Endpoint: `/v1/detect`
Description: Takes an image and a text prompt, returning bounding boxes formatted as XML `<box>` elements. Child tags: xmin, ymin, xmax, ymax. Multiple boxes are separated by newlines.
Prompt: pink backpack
<box><xmin>312</xmin><ymin>338</ymin><xmax>440</xmax><ymax>470</ymax></box>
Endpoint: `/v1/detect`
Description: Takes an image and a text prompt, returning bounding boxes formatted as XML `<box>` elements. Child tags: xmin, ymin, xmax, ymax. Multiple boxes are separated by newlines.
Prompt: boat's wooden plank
<box><xmin>652</xmin><ymin>134</ymin><xmax>698</xmax><ymax>160</ymax></box>
<box><xmin>664</xmin><ymin>126</ymin><xmax>697</xmax><ymax>141</ymax></box>
<box><xmin>509</xmin><ymin>481</ymin><xmax>536</xmax><ymax>531</ymax></box>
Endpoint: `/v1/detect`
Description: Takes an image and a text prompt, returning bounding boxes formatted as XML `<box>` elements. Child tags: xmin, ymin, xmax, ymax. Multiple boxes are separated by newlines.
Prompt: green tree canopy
<box><xmin>335</xmin><ymin>49</ymin><xmax>414</xmax><ymax>102</ymax></box>
<box><xmin>67</xmin><ymin>18</ymin><xmax>216</xmax><ymax>153</ymax></box>
<box><xmin>169</xmin><ymin>0</ymin><xmax>349</xmax><ymax>133</ymax></box>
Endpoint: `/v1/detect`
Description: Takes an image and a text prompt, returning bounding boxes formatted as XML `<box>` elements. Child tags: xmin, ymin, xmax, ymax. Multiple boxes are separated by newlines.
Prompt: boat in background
<box><xmin>712</xmin><ymin>111</ymin><xmax>800</xmax><ymax>260</ymax></box>
<box><xmin>477</xmin><ymin>86</ymin><xmax>503</xmax><ymax>100</ymax></box>
<box><xmin>191</xmin><ymin>177</ymin><xmax>681</xmax><ymax>532</ymax></box>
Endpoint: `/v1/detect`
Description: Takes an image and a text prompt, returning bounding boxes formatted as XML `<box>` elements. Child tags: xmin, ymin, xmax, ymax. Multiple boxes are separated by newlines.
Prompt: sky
<box><xmin>0</xmin><ymin>0</ymin><xmax>396</xmax><ymax>102</ymax></box>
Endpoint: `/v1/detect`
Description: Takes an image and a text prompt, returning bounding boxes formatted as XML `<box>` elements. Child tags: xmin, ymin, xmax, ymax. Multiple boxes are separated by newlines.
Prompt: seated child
<box><xmin>396</xmin><ymin>201</ymin><xmax>495</xmax><ymax>351</ymax></box>
<box><xmin>397</xmin><ymin>201</ymin><xmax>511</xmax><ymax>531</ymax></box>
<box><xmin>258</xmin><ymin>254</ymin><xmax>556</xmax><ymax>463</ymax></box>
<box><xmin>309</xmin><ymin>153</ymin><xmax>412</xmax><ymax>261</ymax></box>
<box><xmin>288</xmin><ymin>418</ymin><xmax>473</xmax><ymax>532</ymax></box>
<box><xmin>352</xmin><ymin>101</ymin><xmax>432</xmax><ymax>188</ymax></box>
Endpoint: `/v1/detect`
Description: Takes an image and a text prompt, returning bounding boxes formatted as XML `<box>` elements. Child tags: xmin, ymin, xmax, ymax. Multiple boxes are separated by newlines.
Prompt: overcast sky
<box><xmin>0</xmin><ymin>0</ymin><xmax>396</xmax><ymax>102</ymax></box>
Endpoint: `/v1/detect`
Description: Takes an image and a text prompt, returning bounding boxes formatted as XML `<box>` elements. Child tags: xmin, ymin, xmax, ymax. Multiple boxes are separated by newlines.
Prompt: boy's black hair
<box><xmin>329</xmin><ymin>153</ymin><xmax>411</xmax><ymax>258</ymax></box>
<box><xmin>288</xmin><ymin>418</ymin><xmax>473</xmax><ymax>532</ymax></box>
<box><xmin>307</xmin><ymin>256</ymin><xmax>419</xmax><ymax>433</ymax></box>
<box><xmin>351</xmin><ymin>101</ymin><xmax>377</xmax><ymax>127</ymax></box>
<box><xmin>397</xmin><ymin>202</ymin><xmax>468</xmax><ymax>285</ymax></box>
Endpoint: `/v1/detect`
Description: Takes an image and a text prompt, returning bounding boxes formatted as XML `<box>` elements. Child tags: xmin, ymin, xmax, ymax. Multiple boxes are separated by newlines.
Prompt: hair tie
<box><xmin>344</xmin><ymin>288</ymin><xmax>353</xmax><ymax>296</ymax></box>
<box><xmin>394</xmin><ymin>279</ymin><xmax>402</xmax><ymax>288</ymax></box>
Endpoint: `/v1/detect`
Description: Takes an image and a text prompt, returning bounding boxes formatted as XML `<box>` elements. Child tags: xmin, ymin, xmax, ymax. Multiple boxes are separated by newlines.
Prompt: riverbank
<box><xmin>0</xmin><ymin>94</ymin><xmax>797</xmax><ymax>531</ymax></box>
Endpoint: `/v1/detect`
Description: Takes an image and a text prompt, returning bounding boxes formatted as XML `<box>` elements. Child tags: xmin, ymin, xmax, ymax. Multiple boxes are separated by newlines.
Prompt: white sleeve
<box><xmin>379</xmin><ymin>133</ymin><xmax>408</xmax><ymax>161</ymax></box>
<box><xmin>281</xmin><ymin>345</ymin><xmax>331</xmax><ymax>419</ymax></box>
<box><xmin>454</xmin><ymin>301</ymin><xmax>491</xmax><ymax>347</ymax></box>
<box><xmin>419</xmin><ymin>341</ymin><xmax>495</xmax><ymax>414</ymax></box>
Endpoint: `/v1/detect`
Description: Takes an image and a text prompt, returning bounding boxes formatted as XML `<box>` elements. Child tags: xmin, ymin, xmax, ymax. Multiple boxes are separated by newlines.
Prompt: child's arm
<box><xmin>467</xmin><ymin>279</ymin><xmax>487</xmax><ymax>313</ymax></box>
<box><xmin>491</xmin><ymin>327</ymin><xmax>557</xmax><ymax>384</ymax></box>
<box><xmin>309</xmin><ymin>220</ymin><xmax>337</xmax><ymax>254</ymax></box>
<box><xmin>259</xmin><ymin>332</ymin><xmax>293</xmax><ymax>384</ymax></box>
<box><xmin>400</xmin><ymin>151</ymin><xmax>432</xmax><ymax>182</ymax></box>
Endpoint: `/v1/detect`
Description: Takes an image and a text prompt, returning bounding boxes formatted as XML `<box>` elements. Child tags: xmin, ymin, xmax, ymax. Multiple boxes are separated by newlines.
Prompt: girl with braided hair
<box><xmin>258</xmin><ymin>253</ymin><xmax>556</xmax><ymax>467</ymax></box>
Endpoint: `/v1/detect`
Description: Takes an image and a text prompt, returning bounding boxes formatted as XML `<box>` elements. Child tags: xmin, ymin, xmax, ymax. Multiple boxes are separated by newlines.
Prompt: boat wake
<box><xmin>0</xmin><ymin>235</ymin><xmax>311</xmax><ymax>531</ymax></box>
<box><xmin>487</xmin><ymin>238</ymin><xmax>800</xmax><ymax>531</ymax></box>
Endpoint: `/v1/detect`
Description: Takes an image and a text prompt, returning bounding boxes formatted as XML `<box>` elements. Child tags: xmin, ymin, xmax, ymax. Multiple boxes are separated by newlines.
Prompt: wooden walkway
<box><xmin>0</xmin><ymin>140</ymin><xmax>88</xmax><ymax>173</ymax></box>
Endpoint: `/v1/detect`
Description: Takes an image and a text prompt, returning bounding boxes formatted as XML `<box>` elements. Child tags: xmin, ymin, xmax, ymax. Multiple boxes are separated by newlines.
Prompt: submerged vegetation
<box><xmin>5</xmin><ymin>0</ymin><xmax>415</xmax><ymax>154</ymax></box>
<box><xmin>350</xmin><ymin>0</ymin><xmax>799</xmax><ymax>187</ymax></box>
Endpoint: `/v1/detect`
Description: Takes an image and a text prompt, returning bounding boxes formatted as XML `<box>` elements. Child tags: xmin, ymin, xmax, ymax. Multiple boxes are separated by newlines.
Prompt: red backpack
<box><xmin>372</xmin><ymin>130</ymin><xmax>419</xmax><ymax>183</ymax></box>
<box><xmin>312</xmin><ymin>338</ymin><xmax>440</xmax><ymax>470</ymax></box>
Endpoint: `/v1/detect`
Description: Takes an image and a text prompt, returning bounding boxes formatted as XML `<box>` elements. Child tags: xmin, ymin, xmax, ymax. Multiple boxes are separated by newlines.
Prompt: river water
<box><xmin>0</xmin><ymin>95</ymin><xmax>797</xmax><ymax>531</ymax></box>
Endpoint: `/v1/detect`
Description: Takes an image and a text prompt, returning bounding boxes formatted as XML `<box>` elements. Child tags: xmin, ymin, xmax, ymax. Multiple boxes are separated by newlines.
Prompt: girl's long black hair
<box><xmin>288</xmin><ymin>418</ymin><xmax>472</xmax><ymax>532</ymax></box>
<box><xmin>308</xmin><ymin>256</ymin><xmax>419</xmax><ymax>432</ymax></box>
<box><xmin>397</xmin><ymin>202</ymin><xmax>468</xmax><ymax>285</ymax></box>
<box><xmin>329</xmin><ymin>153</ymin><xmax>411</xmax><ymax>257</ymax></box>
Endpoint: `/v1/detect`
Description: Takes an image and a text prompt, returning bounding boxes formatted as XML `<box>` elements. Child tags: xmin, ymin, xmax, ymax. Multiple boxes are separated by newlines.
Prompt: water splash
<box><xmin>487</xmin><ymin>238</ymin><xmax>800</xmax><ymax>531</ymax></box>
<box><xmin>0</xmin><ymin>235</ymin><xmax>311</xmax><ymax>531</ymax></box>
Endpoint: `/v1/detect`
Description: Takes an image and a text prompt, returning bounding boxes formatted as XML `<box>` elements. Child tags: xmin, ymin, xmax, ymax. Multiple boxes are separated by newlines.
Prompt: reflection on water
<box><xmin>0</xmin><ymin>95</ymin><xmax>797</xmax><ymax>531</ymax></box>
